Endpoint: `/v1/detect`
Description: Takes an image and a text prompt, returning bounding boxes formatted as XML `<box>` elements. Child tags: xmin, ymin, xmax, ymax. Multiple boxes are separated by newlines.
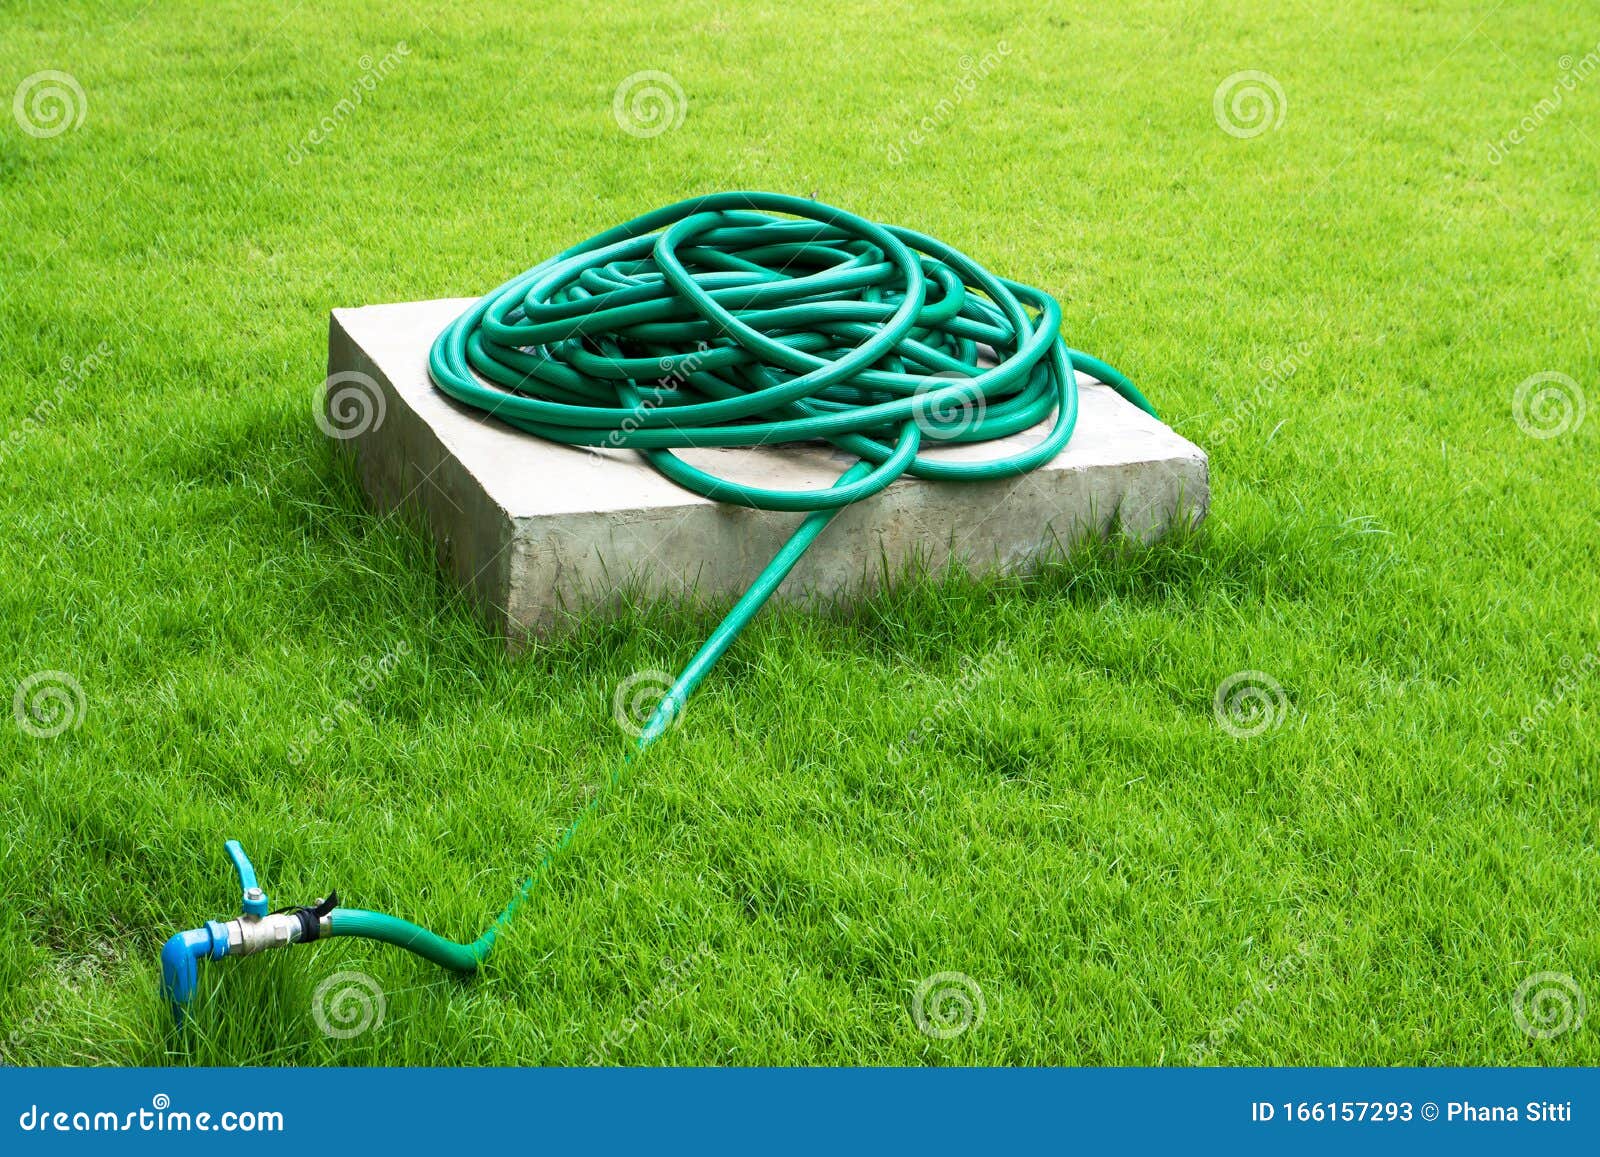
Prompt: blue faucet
<box><xmin>158</xmin><ymin>921</ymin><xmax>231</xmax><ymax>1023</ymax></box>
<box><xmin>160</xmin><ymin>841</ymin><xmax>332</xmax><ymax>1025</ymax></box>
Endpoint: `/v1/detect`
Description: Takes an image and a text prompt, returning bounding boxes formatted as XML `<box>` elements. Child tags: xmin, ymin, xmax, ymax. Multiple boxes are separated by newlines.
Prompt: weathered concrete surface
<box><xmin>327</xmin><ymin>298</ymin><xmax>1208</xmax><ymax>641</ymax></box>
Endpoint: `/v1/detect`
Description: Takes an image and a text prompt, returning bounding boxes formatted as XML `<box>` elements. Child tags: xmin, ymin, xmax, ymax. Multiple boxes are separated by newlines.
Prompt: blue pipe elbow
<box><xmin>160</xmin><ymin>921</ymin><xmax>228</xmax><ymax>1024</ymax></box>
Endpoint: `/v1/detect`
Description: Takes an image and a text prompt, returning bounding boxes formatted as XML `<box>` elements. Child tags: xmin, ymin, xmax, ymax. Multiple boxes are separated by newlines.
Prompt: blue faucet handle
<box><xmin>224</xmin><ymin>840</ymin><xmax>269</xmax><ymax>916</ymax></box>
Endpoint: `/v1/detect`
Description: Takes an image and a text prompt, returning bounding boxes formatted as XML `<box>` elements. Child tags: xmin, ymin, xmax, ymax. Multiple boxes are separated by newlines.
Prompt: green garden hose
<box><xmin>325</xmin><ymin>191</ymin><xmax>1156</xmax><ymax>972</ymax></box>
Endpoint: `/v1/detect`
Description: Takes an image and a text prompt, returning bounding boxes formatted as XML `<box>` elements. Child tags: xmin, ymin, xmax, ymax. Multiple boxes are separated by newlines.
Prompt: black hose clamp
<box><xmin>285</xmin><ymin>891</ymin><xmax>339</xmax><ymax>943</ymax></box>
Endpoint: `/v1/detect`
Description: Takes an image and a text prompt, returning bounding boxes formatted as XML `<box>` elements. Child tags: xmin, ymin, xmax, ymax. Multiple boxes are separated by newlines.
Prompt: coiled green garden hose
<box><xmin>325</xmin><ymin>191</ymin><xmax>1156</xmax><ymax>972</ymax></box>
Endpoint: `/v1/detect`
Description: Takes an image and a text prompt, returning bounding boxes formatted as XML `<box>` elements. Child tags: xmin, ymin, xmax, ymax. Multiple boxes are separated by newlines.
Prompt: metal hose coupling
<box><xmin>159</xmin><ymin>839</ymin><xmax>336</xmax><ymax>1025</ymax></box>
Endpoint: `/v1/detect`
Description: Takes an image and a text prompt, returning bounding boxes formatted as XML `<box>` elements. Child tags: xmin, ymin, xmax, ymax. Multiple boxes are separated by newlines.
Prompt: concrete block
<box><xmin>326</xmin><ymin>298</ymin><xmax>1208</xmax><ymax>640</ymax></box>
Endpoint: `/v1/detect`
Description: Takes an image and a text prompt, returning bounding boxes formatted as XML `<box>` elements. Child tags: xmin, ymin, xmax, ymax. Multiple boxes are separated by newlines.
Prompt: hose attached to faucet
<box><xmin>321</xmin><ymin>453</ymin><xmax>874</xmax><ymax>973</ymax></box>
<box><xmin>162</xmin><ymin>192</ymin><xmax>1156</xmax><ymax>1017</ymax></box>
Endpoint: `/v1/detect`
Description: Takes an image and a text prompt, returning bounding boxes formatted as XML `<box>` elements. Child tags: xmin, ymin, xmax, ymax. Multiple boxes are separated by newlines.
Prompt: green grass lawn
<box><xmin>1</xmin><ymin>0</ymin><xmax>1596</xmax><ymax>1066</ymax></box>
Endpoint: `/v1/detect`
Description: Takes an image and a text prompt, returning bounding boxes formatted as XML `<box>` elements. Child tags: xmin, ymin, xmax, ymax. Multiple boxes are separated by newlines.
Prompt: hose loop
<box><xmin>427</xmin><ymin>192</ymin><xmax>1155</xmax><ymax>513</ymax></box>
